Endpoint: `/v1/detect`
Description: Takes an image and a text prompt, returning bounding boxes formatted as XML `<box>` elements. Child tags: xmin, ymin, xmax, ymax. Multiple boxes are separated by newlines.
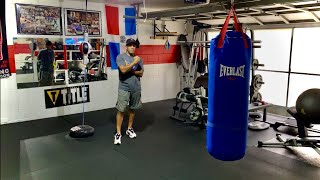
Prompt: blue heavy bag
<box><xmin>206</xmin><ymin>6</ymin><xmax>252</xmax><ymax>161</ymax></box>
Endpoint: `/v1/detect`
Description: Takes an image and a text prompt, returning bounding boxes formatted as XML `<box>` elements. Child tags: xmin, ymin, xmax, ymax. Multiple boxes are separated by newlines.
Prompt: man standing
<box><xmin>114</xmin><ymin>38</ymin><xmax>144</xmax><ymax>145</ymax></box>
<box><xmin>38</xmin><ymin>40</ymin><xmax>55</xmax><ymax>86</ymax></box>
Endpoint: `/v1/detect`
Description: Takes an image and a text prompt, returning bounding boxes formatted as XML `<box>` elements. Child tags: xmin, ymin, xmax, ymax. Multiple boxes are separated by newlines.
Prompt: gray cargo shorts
<box><xmin>116</xmin><ymin>89</ymin><xmax>142</xmax><ymax>112</ymax></box>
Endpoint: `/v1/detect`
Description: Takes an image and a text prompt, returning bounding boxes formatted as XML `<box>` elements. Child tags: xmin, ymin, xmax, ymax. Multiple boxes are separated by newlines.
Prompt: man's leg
<box><xmin>115</xmin><ymin>90</ymin><xmax>130</xmax><ymax>133</ymax></box>
<box><xmin>116</xmin><ymin>111</ymin><xmax>125</xmax><ymax>134</ymax></box>
<box><xmin>126</xmin><ymin>91</ymin><xmax>142</xmax><ymax>138</ymax></box>
<box><xmin>128</xmin><ymin>109</ymin><xmax>135</xmax><ymax>129</ymax></box>
<box><xmin>50</xmin><ymin>73</ymin><xmax>54</xmax><ymax>86</ymax></box>
<box><xmin>114</xmin><ymin>90</ymin><xmax>129</xmax><ymax>145</ymax></box>
<box><xmin>39</xmin><ymin>71</ymin><xmax>44</xmax><ymax>86</ymax></box>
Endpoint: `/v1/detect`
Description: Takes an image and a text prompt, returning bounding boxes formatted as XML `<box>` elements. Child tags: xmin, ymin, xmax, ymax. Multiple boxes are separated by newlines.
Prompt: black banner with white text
<box><xmin>44</xmin><ymin>85</ymin><xmax>90</xmax><ymax>109</ymax></box>
<box><xmin>0</xmin><ymin>0</ymin><xmax>11</xmax><ymax>78</ymax></box>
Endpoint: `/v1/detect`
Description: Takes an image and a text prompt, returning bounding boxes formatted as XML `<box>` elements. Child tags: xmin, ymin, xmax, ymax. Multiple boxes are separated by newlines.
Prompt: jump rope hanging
<box><xmin>206</xmin><ymin>3</ymin><xmax>252</xmax><ymax>161</ymax></box>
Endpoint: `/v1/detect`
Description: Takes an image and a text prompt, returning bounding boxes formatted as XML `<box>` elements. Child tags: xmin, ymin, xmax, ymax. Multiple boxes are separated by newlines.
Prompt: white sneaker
<box><xmin>126</xmin><ymin>128</ymin><xmax>137</xmax><ymax>138</ymax></box>
<box><xmin>114</xmin><ymin>133</ymin><xmax>122</xmax><ymax>145</ymax></box>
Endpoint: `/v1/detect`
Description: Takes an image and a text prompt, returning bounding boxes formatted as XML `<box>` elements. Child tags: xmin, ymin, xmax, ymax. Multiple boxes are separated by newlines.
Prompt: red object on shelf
<box><xmin>63</xmin><ymin>45</ymin><xmax>68</xmax><ymax>69</ymax></box>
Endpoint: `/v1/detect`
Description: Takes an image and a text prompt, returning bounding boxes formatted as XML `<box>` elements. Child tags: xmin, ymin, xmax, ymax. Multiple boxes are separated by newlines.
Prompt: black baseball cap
<box><xmin>126</xmin><ymin>38</ymin><xmax>137</xmax><ymax>46</ymax></box>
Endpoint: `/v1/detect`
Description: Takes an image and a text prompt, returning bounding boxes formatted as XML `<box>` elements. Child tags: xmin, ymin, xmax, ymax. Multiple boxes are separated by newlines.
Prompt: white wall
<box><xmin>253</xmin><ymin>29</ymin><xmax>291</xmax><ymax>106</ymax></box>
<box><xmin>287</xmin><ymin>27</ymin><xmax>320</xmax><ymax>107</ymax></box>
<box><xmin>1</xmin><ymin>0</ymin><xmax>185</xmax><ymax>124</ymax></box>
<box><xmin>291</xmin><ymin>27</ymin><xmax>320</xmax><ymax>74</ymax></box>
<box><xmin>287</xmin><ymin>74</ymin><xmax>320</xmax><ymax>107</ymax></box>
<box><xmin>254</xmin><ymin>27</ymin><xmax>320</xmax><ymax>107</ymax></box>
<box><xmin>254</xmin><ymin>29</ymin><xmax>292</xmax><ymax>72</ymax></box>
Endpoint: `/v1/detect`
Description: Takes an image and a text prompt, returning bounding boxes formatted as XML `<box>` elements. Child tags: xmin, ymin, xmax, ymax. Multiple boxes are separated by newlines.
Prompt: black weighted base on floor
<box><xmin>69</xmin><ymin>125</ymin><xmax>95</xmax><ymax>138</ymax></box>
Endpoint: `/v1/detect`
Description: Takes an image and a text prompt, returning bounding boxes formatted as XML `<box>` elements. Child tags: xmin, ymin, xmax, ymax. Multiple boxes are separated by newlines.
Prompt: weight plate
<box><xmin>253</xmin><ymin>74</ymin><xmax>263</xmax><ymax>91</ymax></box>
<box><xmin>252</xmin><ymin>59</ymin><xmax>259</xmax><ymax>70</ymax></box>
<box><xmin>190</xmin><ymin>107</ymin><xmax>202</xmax><ymax>122</ymax></box>
<box><xmin>252</xmin><ymin>92</ymin><xmax>262</xmax><ymax>102</ymax></box>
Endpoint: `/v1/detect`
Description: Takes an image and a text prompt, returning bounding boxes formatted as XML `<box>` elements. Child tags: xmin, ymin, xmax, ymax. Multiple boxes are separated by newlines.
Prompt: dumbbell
<box><xmin>253</xmin><ymin>74</ymin><xmax>264</xmax><ymax>91</ymax></box>
<box><xmin>252</xmin><ymin>59</ymin><xmax>264</xmax><ymax>70</ymax></box>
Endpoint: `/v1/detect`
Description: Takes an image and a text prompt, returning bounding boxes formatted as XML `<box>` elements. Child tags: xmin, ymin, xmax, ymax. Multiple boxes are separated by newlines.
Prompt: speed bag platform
<box><xmin>206</xmin><ymin>31</ymin><xmax>252</xmax><ymax>161</ymax></box>
<box><xmin>69</xmin><ymin>125</ymin><xmax>95</xmax><ymax>138</ymax></box>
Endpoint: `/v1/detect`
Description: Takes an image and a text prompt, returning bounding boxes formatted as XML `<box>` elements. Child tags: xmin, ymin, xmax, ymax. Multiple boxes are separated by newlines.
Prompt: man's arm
<box><xmin>118</xmin><ymin>62</ymin><xmax>136</xmax><ymax>74</ymax></box>
<box><xmin>117</xmin><ymin>56</ymin><xmax>140</xmax><ymax>74</ymax></box>
<box><xmin>37</xmin><ymin>50</ymin><xmax>42</xmax><ymax>61</ymax></box>
<box><xmin>133</xmin><ymin>59</ymin><xmax>144</xmax><ymax>77</ymax></box>
<box><xmin>51</xmin><ymin>50</ymin><xmax>55</xmax><ymax>63</ymax></box>
<box><xmin>133</xmin><ymin>69</ymin><xmax>144</xmax><ymax>77</ymax></box>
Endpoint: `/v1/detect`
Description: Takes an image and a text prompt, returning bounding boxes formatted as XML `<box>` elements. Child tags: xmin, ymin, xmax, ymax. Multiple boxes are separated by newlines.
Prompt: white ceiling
<box><xmin>65</xmin><ymin>0</ymin><xmax>193</xmax><ymax>11</ymax></box>
<box><xmin>62</xmin><ymin>0</ymin><xmax>320</xmax><ymax>27</ymax></box>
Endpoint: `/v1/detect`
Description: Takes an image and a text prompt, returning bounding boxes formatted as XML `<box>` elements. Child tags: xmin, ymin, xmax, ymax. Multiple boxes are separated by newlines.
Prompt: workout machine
<box><xmin>170</xmin><ymin>75</ymin><xmax>208</xmax><ymax>129</ymax></box>
<box><xmin>21</xmin><ymin>55</ymin><xmax>33</xmax><ymax>73</ymax></box>
<box><xmin>68</xmin><ymin>39</ymin><xmax>108</xmax><ymax>84</ymax></box>
<box><xmin>258</xmin><ymin>133</ymin><xmax>320</xmax><ymax>155</ymax></box>
<box><xmin>174</xmin><ymin>27</ymin><xmax>273</xmax><ymax>130</ymax></box>
<box><xmin>249</xmin><ymin>30</ymin><xmax>265</xmax><ymax>103</ymax></box>
<box><xmin>172</xmin><ymin>27</ymin><xmax>209</xmax><ymax>129</ymax></box>
<box><xmin>247</xmin><ymin>30</ymin><xmax>270</xmax><ymax>130</ymax></box>
<box><xmin>82</xmin><ymin>40</ymin><xmax>108</xmax><ymax>81</ymax></box>
<box><xmin>257</xmin><ymin>89</ymin><xmax>320</xmax><ymax>163</ymax></box>
<box><xmin>177</xmin><ymin>28</ymin><xmax>208</xmax><ymax>90</ymax></box>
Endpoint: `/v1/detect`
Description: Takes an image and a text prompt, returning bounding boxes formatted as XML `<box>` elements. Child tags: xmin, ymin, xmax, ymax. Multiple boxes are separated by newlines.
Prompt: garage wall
<box><xmin>287</xmin><ymin>27</ymin><xmax>320</xmax><ymax>107</ymax></box>
<box><xmin>1</xmin><ymin>0</ymin><xmax>185</xmax><ymax>124</ymax></box>
<box><xmin>254</xmin><ymin>27</ymin><xmax>320</xmax><ymax>107</ymax></box>
<box><xmin>253</xmin><ymin>29</ymin><xmax>292</xmax><ymax>107</ymax></box>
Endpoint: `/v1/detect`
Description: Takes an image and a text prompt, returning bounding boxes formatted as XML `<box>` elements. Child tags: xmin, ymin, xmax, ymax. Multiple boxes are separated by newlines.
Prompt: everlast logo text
<box><xmin>220</xmin><ymin>64</ymin><xmax>245</xmax><ymax>78</ymax></box>
<box><xmin>44</xmin><ymin>85</ymin><xmax>90</xmax><ymax>108</ymax></box>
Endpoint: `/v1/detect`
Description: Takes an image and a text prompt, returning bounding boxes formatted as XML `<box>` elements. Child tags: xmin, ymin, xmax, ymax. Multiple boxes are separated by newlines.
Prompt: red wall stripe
<box><xmin>7</xmin><ymin>44</ymin><xmax>181</xmax><ymax>73</ymax></box>
<box><xmin>13</xmin><ymin>44</ymin><xmax>32</xmax><ymax>54</ymax></box>
<box><xmin>7</xmin><ymin>45</ymin><xmax>16</xmax><ymax>73</ymax></box>
<box><xmin>105</xmin><ymin>45</ymin><xmax>181</xmax><ymax>66</ymax></box>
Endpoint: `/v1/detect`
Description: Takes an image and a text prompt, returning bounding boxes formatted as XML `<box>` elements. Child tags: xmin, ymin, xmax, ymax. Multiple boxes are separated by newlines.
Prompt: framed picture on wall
<box><xmin>15</xmin><ymin>3</ymin><xmax>62</xmax><ymax>35</ymax></box>
<box><xmin>64</xmin><ymin>8</ymin><xmax>102</xmax><ymax>36</ymax></box>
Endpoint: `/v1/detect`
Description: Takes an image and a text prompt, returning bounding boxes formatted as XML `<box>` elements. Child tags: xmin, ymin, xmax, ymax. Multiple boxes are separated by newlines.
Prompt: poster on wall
<box><xmin>44</xmin><ymin>85</ymin><xmax>90</xmax><ymax>109</ymax></box>
<box><xmin>65</xmin><ymin>8</ymin><xmax>101</xmax><ymax>36</ymax></box>
<box><xmin>0</xmin><ymin>18</ymin><xmax>11</xmax><ymax>78</ymax></box>
<box><xmin>15</xmin><ymin>3</ymin><xmax>62</xmax><ymax>35</ymax></box>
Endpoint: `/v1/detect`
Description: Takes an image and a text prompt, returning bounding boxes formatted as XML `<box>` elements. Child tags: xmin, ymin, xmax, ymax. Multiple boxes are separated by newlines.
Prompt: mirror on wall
<box><xmin>14</xmin><ymin>37</ymin><xmax>108</xmax><ymax>89</ymax></box>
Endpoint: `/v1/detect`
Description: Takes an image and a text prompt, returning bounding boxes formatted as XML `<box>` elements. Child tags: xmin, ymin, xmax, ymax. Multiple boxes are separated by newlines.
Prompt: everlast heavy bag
<box><xmin>206</xmin><ymin>6</ymin><xmax>252</xmax><ymax>161</ymax></box>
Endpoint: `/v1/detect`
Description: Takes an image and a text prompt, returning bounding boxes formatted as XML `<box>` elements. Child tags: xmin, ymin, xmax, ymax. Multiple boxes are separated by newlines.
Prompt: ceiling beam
<box><xmin>141</xmin><ymin>0</ymin><xmax>314</xmax><ymax>19</ymax></box>
<box><xmin>251</xmin><ymin>16</ymin><xmax>264</xmax><ymax>25</ymax></box>
<box><xmin>249</xmin><ymin>7</ymin><xmax>278</xmax><ymax>16</ymax></box>
<box><xmin>141</xmin><ymin>3</ymin><xmax>224</xmax><ymax>19</ymax></box>
<box><xmin>276</xmin><ymin>3</ymin><xmax>320</xmax><ymax>22</ymax></box>
<box><xmin>310</xmin><ymin>11</ymin><xmax>320</xmax><ymax>22</ymax></box>
<box><xmin>279</xmin><ymin>15</ymin><xmax>290</xmax><ymax>24</ymax></box>
<box><xmin>245</xmin><ymin>22</ymin><xmax>320</xmax><ymax>29</ymax></box>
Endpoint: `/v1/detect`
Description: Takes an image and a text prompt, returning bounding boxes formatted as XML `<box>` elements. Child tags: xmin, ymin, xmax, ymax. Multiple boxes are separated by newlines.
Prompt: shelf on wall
<box><xmin>56</xmin><ymin>60</ymin><xmax>83</xmax><ymax>62</ymax></box>
<box><xmin>155</xmin><ymin>32</ymin><xmax>179</xmax><ymax>36</ymax></box>
<box><xmin>152</xmin><ymin>21</ymin><xmax>180</xmax><ymax>39</ymax></box>
<box><xmin>55</xmin><ymin>69</ymin><xmax>67</xmax><ymax>72</ymax></box>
